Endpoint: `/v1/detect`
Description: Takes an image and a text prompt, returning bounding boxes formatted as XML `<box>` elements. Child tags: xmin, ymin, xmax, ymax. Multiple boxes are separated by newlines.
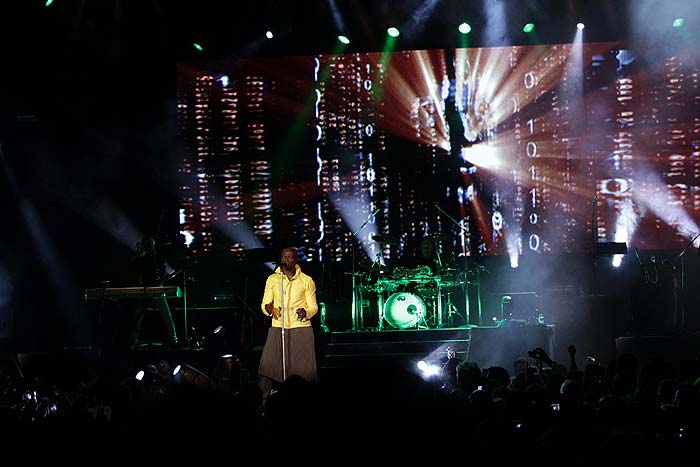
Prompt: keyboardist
<box><xmin>129</xmin><ymin>236</ymin><xmax>178</xmax><ymax>347</ymax></box>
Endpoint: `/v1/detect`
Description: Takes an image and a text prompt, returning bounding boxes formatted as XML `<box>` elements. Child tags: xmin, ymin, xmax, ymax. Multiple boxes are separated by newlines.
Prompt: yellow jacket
<box><xmin>260</xmin><ymin>265</ymin><xmax>318</xmax><ymax>329</ymax></box>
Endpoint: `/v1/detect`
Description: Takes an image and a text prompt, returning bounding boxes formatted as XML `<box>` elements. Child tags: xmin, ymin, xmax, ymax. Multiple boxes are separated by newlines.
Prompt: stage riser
<box><xmin>321</xmin><ymin>329</ymin><xmax>469</xmax><ymax>344</ymax></box>
<box><xmin>318</xmin><ymin>325</ymin><xmax>556</xmax><ymax>371</ymax></box>
<box><xmin>318</xmin><ymin>328</ymin><xmax>469</xmax><ymax>368</ymax></box>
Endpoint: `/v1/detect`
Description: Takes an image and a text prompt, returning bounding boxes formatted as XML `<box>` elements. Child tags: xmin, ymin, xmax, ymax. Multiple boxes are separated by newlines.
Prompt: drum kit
<box><xmin>350</xmin><ymin>232</ymin><xmax>471</xmax><ymax>331</ymax></box>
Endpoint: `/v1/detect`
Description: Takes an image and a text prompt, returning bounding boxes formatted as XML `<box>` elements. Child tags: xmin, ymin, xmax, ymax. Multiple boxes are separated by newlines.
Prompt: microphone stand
<box><xmin>350</xmin><ymin>208</ymin><xmax>379</xmax><ymax>330</ymax></box>
<box><xmin>433</xmin><ymin>202</ymin><xmax>476</xmax><ymax>325</ymax></box>
<box><xmin>279</xmin><ymin>265</ymin><xmax>287</xmax><ymax>382</ymax></box>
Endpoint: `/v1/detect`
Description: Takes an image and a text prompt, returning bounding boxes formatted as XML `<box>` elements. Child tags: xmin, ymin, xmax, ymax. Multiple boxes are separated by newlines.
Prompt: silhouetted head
<box><xmin>419</xmin><ymin>238</ymin><xmax>435</xmax><ymax>261</ymax></box>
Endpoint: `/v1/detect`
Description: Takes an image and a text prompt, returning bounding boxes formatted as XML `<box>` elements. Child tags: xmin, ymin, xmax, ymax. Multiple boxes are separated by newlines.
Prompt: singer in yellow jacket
<box><xmin>257</xmin><ymin>247</ymin><xmax>318</xmax><ymax>403</ymax></box>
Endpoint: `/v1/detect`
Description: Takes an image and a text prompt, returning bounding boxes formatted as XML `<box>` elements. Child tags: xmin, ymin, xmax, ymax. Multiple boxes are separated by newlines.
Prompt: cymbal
<box><xmin>372</xmin><ymin>234</ymin><xmax>399</xmax><ymax>245</ymax></box>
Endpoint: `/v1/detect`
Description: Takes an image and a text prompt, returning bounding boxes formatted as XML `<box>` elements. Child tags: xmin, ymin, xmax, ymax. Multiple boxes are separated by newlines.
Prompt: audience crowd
<box><xmin>1</xmin><ymin>344</ymin><xmax>699</xmax><ymax>462</ymax></box>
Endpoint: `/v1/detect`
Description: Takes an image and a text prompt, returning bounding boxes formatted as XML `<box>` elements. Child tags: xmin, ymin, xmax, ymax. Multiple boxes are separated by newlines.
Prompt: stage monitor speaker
<box><xmin>467</xmin><ymin>324</ymin><xmax>555</xmax><ymax>370</ymax></box>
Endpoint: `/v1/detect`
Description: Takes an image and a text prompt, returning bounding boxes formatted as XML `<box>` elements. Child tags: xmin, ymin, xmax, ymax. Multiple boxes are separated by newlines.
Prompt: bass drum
<box><xmin>383</xmin><ymin>292</ymin><xmax>426</xmax><ymax>329</ymax></box>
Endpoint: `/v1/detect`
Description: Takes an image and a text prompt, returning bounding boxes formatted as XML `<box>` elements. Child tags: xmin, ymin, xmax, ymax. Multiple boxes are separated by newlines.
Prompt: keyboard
<box><xmin>84</xmin><ymin>286</ymin><xmax>182</xmax><ymax>301</ymax></box>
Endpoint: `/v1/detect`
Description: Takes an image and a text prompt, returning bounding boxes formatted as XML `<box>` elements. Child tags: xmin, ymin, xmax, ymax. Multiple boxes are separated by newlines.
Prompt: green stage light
<box><xmin>193</xmin><ymin>43</ymin><xmax>203</xmax><ymax>52</ymax></box>
<box><xmin>672</xmin><ymin>18</ymin><xmax>684</xmax><ymax>28</ymax></box>
<box><xmin>45</xmin><ymin>0</ymin><xmax>55</xmax><ymax>6</ymax></box>
<box><xmin>338</xmin><ymin>35</ymin><xmax>350</xmax><ymax>44</ymax></box>
<box><xmin>387</xmin><ymin>27</ymin><xmax>400</xmax><ymax>38</ymax></box>
<box><xmin>523</xmin><ymin>23</ymin><xmax>535</xmax><ymax>33</ymax></box>
<box><xmin>458</xmin><ymin>22</ymin><xmax>472</xmax><ymax>34</ymax></box>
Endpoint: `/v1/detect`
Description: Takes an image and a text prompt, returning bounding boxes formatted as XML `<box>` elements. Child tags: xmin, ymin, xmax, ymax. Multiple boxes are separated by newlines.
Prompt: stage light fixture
<box><xmin>416</xmin><ymin>359</ymin><xmax>440</xmax><ymax>379</ymax></box>
<box><xmin>458</xmin><ymin>22</ymin><xmax>472</xmax><ymax>34</ymax></box>
<box><xmin>576</xmin><ymin>22</ymin><xmax>585</xmax><ymax>30</ymax></box>
<box><xmin>523</xmin><ymin>23</ymin><xmax>535</xmax><ymax>33</ymax></box>
<box><xmin>45</xmin><ymin>0</ymin><xmax>55</xmax><ymax>6</ymax></box>
<box><xmin>672</xmin><ymin>18</ymin><xmax>684</xmax><ymax>28</ymax></box>
<box><xmin>611</xmin><ymin>255</ymin><xmax>623</xmax><ymax>268</ymax></box>
<box><xmin>266</xmin><ymin>30</ymin><xmax>274</xmax><ymax>39</ymax></box>
<box><xmin>172</xmin><ymin>363</ymin><xmax>214</xmax><ymax>389</ymax></box>
<box><xmin>510</xmin><ymin>255</ymin><xmax>519</xmax><ymax>269</ymax></box>
<box><xmin>211</xmin><ymin>354</ymin><xmax>241</xmax><ymax>384</ymax></box>
<box><xmin>192</xmin><ymin>43</ymin><xmax>203</xmax><ymax>52</ymax></box>
<box><xmin>338</xmin><ymin>35</ymin><xmax>350</xmax><ymax>44</ymax></box>
<box><xmin>387</xmin><ymin>27</ymin><xmax>400</xmax><ymax>38</ymax></box>
<box><xmin>135</xmin><ymin>370</ymin><xmax>145</xmax><ymax>381</ymax></box>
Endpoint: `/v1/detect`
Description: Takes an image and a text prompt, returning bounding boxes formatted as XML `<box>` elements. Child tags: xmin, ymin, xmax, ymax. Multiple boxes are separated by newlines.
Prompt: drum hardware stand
<box><xmin>350</xmin><ymin>208</ymin><xmax>379</xmax><ymax>331</ymax></box>
<box><xmin>443</xmin><ymin>289</ymin><xmax>466</xmax><ymax>327</ymax></box>
<box><xmin>434</xmin><ymin>241</ymin><xmax>444</xmax><ymax>328</ymax></box>
<box><xmin>164</xmin><ymin>266</ymin><xmax>192</xmax><ymax>347</ymax></box>
<box><xmin>432</xmin><ymin>202</ymin><xmax>479</xmax><ymax>324</ymax></box>
<box><xmin>375</xmin><ymin>284</ymin><xmax>386</xmax><ymax>331</ymax></box>
<box><xmin>422</xmin><ymin>292</ymin><xmax>438</xmax><ymax>328</ymax></box>
<box><xmin>368</xmin><ymin>252</ymin><xmax>384</xmax><ymax>331</ymax></box>
<box><xmin>416</xmin><ymin>313</ymin><xmax>430</xmax><ymax>329</ymax></box>
<box><xmin>436</xmin><ymin>282</ymin><xmax>443</xmax><ymax>328</ymax></box>
<box><xmin>417</xmin><ymin>297</ymin><xmax>430</xmax><ymax>329</ymax></box>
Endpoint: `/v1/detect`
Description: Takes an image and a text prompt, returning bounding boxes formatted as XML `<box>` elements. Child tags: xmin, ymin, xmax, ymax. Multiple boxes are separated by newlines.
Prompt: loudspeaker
<box><xmin>467</xmin><ymin>324</ymin><xmax>555</xmax><ymax>370</ymax></box>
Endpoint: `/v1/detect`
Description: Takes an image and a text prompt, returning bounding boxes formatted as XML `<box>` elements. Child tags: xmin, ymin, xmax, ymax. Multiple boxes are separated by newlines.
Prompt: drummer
<box><xmin>388</xmin><ymin>234</ymin><xmax>444</xmax><ymax>275</ymax></box>
<box><xmin>418</xmin><ymin>237</ymin><xmax>439</xmax><ymax>274</ymax></box>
